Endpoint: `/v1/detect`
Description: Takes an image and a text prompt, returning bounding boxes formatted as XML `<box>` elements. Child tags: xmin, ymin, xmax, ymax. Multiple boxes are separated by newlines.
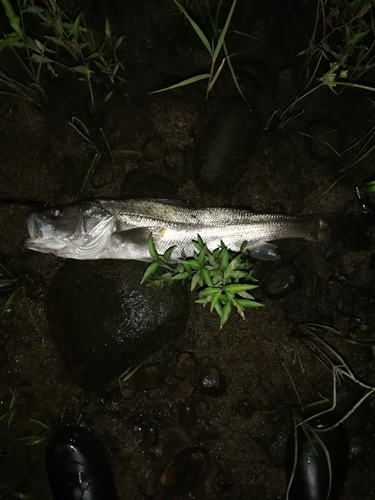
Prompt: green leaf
<box><xmin>212</xmin><ymin>0</ymin><xmax>237</xmax><ymax>64</ymax></box>
<box><xmin>71</xmin><ymin>65</ymin><xmax>93</xmax><ymax>75</ymax></box>
<box><xmin>193</xmin><ymin>235</ymin><xmax>205</xmax><ymax>252</ymax></box>
<box><xmin>105</xmin><ymin>89</ymin><xmax>114</xmax><ymax>101</ymax></box>
<box><xmin>197</xmin><ymin>245</ymin><xmax>207</xmax><ymax>263</ymax></box>
<box><xmin>178</xmin><ymin>259</ymin><xmax>201</xmax><ymax>270</ymax></box>
<box><xmin>191</xmin><ymin>271</ymin><xmax>202</xmax><ymax>291</ymax></box>
<box><xmin>201</xmin><ymin>267</ymin><xmax>213</xmax><ymax>286</ymax></box>
<box><xmin>105</xmin><ymin>17</ymin><xmax>112</xmax><ymax>39</ymax></box>
<box><xmin>171</xmin><ymin>271</ymin><xmax>189</xmax><ymax>280</ymax></box>
<box><xmin>149</xmin><ymin>73</ymin><xmax>210</xmax><ymax>94</ymax></box>
<box><xmin>172</xmin><ymin>0</ymin><xmax>213</xmax><ymax>56</ymax></box>
<box><xmin>141</xmin><ymin>261</ymin><xmax>159</xmax><ymax>284</ymax></box>
<box><xmin>219</xmin><ymin>245</ymin><xmax>229</xmax><ymax>271</ymax></box>
<box><xmin>197</xmin><ymin>286</ymin><xmax>221</xmax><ymax>298</ymax></box>
<box><xmin>222</xmin><ymin>283</ymin><xmax>258</xmax><ymax>294</ymax></box>
<box><xmin>220</xmin><ymin>300</ymin><xmax>232</xmax><ymax>328</ymax></box>
<box><xmin>163</xmin><ymin>246</ymin><xmax>176</xmax><ymax>262</ymax></box>
<box><xmin>72</xmin><ymin>13</ymin><xmax>82</xmax><ymax>41</ymax></box>
<box><xmin>147</xmin><ymin>234</ymin><xmax>158</xmax><ymax>260</ymax></box>
<box><xmin>115</xmin><ymin>35</ymin><xmax>125</xmax><ymax>50</ymax></box>
<box><xmin>0</xmin><ymin>33</ymin><xmax>23</xmax><ymax>51</ymax></box>
<box><xmin>1</xmin><ymin>0</ymin><xmax>23</xmax><ymax>39</ymax></box>
<box><xmin>235</xmin><ymin>298</ymin><xmax>263</xmax><ymax>308</ymax></box>
<box><xmin>210</xmin><ymin>291</ymin><xmax>222</xmax><ymax>312</ymax></box>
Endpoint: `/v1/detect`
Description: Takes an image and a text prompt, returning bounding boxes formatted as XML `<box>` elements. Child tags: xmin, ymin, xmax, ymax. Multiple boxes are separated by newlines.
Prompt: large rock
<box><xmin>48</xmin><ymin>260</ymin><xmax>189</xmax><ymax>389</ymax></box>
<box><xmin>194</xmin><ymin>96</ymin><xmax>260</xmax><ymax>193</ymax></box>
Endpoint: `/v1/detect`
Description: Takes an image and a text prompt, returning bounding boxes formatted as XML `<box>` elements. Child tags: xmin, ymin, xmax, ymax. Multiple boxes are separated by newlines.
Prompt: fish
<box><xmin>24</xmin><ymin>198</ymin><xmax>373</xmax><ymax>262</ymax></box>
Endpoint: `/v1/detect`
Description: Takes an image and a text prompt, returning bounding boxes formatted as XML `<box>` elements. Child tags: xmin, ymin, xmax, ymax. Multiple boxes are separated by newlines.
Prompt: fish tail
<box><xmin>317</xmin><ymin>212</ymin><xmax>374</xmax><ymax>251</ymax></box>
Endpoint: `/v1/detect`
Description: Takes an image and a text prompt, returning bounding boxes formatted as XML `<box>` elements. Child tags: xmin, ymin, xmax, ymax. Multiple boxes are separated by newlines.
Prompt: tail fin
<box><xmin>318</xmin><ymin>212</ymin><xmax>374</xmax><ymax>251</ymax></box>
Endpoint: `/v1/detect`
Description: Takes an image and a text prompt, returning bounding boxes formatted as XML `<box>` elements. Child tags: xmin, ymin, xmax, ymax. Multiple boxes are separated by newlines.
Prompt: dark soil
<box><xmin>1</xmin><ymin>0</ymin><xmax>375</xmax><ymax>499</ymax></box>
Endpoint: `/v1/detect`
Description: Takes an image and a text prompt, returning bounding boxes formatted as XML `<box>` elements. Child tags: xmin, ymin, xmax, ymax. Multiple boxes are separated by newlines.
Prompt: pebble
<box><xmin>199</xmin><ymin>365</ymin><xmax>227</xmax><ymax>397</ymax></box>
<box><xmin>261</xmin><ymin>262</ymin><xmax>303</xmax><ymax>299</ymax></box>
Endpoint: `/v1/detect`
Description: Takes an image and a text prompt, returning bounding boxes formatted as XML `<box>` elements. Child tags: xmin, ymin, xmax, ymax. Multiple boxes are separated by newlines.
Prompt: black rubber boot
<box><xmin>46</xmin><ymin>425</ymin><xmax>119</xmax><ymax>500</ymax></box>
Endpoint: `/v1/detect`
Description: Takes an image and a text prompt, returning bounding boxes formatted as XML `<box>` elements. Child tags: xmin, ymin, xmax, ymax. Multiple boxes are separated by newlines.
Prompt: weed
<box><xmin>286</xmin><ymin>322</ymin><xmax>375</xmax><ymax>499</ymax></box>
<box><xmin>300</xmin><ymin>0</ymin><xmax>375</xmax><ymax>90</ymax></box>
<box><xmin>142</xmin><ymin>235</ymin><xmax>263</xmax><ymax>328</ymax></box>
<box><xmin>150</xmin><ymin>0</ymin><xmax>245</xmax><ymax>100</ymax></box>
<box><xmin>0</xmin><ymin>0</ymin><xmax>125</xmax><ymax>108</ymax></box>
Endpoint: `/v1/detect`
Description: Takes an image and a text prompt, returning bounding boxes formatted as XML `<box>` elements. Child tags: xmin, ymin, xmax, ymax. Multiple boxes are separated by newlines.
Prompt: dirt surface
<box><xmin>1</xmin><ymin>0</ymin><xmax>375</xmax><ymax>498</ymax></box>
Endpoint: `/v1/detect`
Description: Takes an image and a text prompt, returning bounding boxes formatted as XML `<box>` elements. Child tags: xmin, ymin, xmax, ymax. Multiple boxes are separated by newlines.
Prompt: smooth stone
<box><xmin>194</xmin><ymin>96</ymin><xmax>260</xmax><ymax>193</ymax></box>
<box><xmin>261</xmin><ymin>262</ymin><xmax>302</xmax><ymax>299</ymax></box>
<box><xmin>47</xmin><ymin>260</ymin><xmax>188</xmax><ymax>389</ymax></box>
<box><xmin>120</xmin><ymin>170</ymin><xmax>177</xmax><ymax>199</ymax></box>
<box><xmin>134</xmin><ymin>363</ymin><xmax>165</xmax><ymax>390</ymax></box>
<box><xmin>198</xmin><ymin>365</ymin><xmax>227</xmax><ymax>398</ymax></box>
<box><xmin>160</xmin><ymin>447</ymin><xmax>210</xmax><ymax>494</ymax></box>
<box><xmin>305</xmin><ymin>120</ymin><xmax>343</xmax><ymax>161</ymax></box>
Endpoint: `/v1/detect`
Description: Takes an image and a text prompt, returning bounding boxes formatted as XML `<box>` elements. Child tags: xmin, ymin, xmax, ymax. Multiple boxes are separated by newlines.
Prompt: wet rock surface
<box><xmin>261</xmin><ymin>262</ymin><xmax>303</xmax><ymax>299</ymax></box>
<box><xmin>199</xmin><ymin>365</ymin><xmax>227</xmax><ymax>398</ymax></box>
<box><xmin>48</xmin><ymin>260</ymin><xmax>189</xmax><ymax>388</ymax></box>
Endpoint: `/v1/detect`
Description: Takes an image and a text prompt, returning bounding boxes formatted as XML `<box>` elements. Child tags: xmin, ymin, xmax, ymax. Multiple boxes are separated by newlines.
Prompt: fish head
<box><xmin>24</xmin><ymin>201</ymin><xmax>116</xmax><ymax>259</ymax></box>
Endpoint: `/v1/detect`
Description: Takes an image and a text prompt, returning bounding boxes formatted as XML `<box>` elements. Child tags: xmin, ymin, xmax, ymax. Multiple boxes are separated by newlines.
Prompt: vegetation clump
<box><xmin>142</xmin><ymin>235</ymin><xmax>263</xmax><ymax>328</ymax></box>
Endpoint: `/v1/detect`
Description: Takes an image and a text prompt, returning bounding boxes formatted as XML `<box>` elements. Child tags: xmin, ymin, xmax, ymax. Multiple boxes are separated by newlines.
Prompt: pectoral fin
<box><xmin>245</xmin><ymin>242</ymin><xmax>281</xmax><ymax>261</ymax></box>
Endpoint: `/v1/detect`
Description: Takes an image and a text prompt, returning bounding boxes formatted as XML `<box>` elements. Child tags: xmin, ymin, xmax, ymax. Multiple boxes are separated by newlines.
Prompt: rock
<box><xmin>120</xmin><ymin>170</ymin><xmax>177</xmax><ymax>199</ymax></box>
<box><xmin>47</xmin><ymin>260</ymin><xmax>189</xmax><ymax>389</ymax></box>
<box><xmin>261</xmin><ymin>262</ymin><xmax>302</xmax><ymax>299</ymax></box>
<box><xmin>134</xmin><ymin>363</ymin><xmax>166</xmax><ymax>390</ymax></box>
<box><xmin>160</xmin><ymin>447</ymin><xmax>210</xmax><ymax>494</ymax></box>
<box><xmin>305</xmin><ymin>120</ymin><xmax>343</xmax><ymax>161</ymax></box>
<box><xmin>199</xmin><ymin>365</ymin><xmax>227</xmax><ymax>397</ymax></box>
<box><xmin>194</xmin><ymin>96</ymin><xmax>260</xmax><ymax>193</ymax></box>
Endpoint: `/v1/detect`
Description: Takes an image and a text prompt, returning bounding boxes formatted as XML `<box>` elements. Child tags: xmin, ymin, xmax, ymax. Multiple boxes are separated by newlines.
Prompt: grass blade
<box><xmin>149</xmin><ymin>73</ymin><xmax>210</xmax><ymax>94</ymax></box>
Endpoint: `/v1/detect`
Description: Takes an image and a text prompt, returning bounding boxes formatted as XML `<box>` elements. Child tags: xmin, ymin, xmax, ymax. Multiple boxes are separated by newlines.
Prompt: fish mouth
<box><xmin>26</xmin><ymin>214</ymin><xmax>43</xmax><ymax>240</ymax></box>
<box><xmin>24</xmin><ymin>214</ymin><xmax>55</xmax><ymax>250</ymax></box>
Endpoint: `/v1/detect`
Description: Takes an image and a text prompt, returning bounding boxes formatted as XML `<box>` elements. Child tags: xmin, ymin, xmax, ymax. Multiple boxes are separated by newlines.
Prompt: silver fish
<box><xmin>24</xmin><ymin>199</ymin><xmax>372</xmax><ymax>261</ymax></box>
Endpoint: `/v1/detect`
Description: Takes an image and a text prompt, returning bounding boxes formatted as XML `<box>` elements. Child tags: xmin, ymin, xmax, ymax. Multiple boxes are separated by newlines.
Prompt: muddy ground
<box><xmin>1</xmin><ymin>0</ymin><xmax>375</xmax><ymax>498</ymax></box>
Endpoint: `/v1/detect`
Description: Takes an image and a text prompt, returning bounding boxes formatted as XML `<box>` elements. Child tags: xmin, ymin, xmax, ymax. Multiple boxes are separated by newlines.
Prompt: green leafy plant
<box><xmin>300</xmin><ymin>0</ymin><xmax>375</xmax><ymax>90</ymax></box>
<box><xmin>0</xmin><ymin>0</ymin><xmax>125</xmax><ymax>107</ymax></box>
<box><xmin>266</xmin><ymin>1</ymin><xmax>375</xmax><ymax>130</ymax></box>
<box><xmin>150</xmin><ymin>0</ymin><xmax>245</xmax><ymax>100</ymax></box>
<box><xmin>141</xmin><ymin>235</ymin><xmax>263</xmax><ymax>328</ymax></box>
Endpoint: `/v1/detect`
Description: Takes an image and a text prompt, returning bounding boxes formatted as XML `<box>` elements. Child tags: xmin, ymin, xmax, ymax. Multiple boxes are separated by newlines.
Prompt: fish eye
<box><xmin>51</xmin><ymin>208</ymin><xmax>63</xmax><ymax>218</ymax></box>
